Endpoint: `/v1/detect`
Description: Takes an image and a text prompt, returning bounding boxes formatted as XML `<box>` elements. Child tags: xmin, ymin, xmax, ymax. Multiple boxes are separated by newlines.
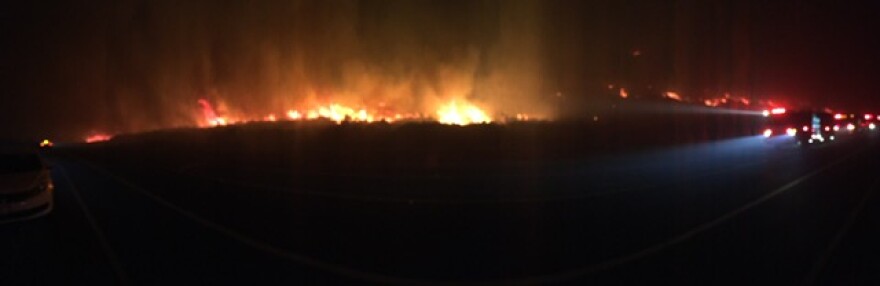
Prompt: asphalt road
<box><xmin>3</xmin><ymin>131</ymin><xmax>880</xmax><ymax>285</ymax></box>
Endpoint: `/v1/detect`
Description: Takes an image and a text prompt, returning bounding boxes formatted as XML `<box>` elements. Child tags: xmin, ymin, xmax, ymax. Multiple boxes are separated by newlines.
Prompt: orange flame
<box><xmin>194</xmin><ymin>97</ymin><xmax>508</xmax><ymax>128</ymax></box>
<box><xmin>664</xmin><ymin>91</ymin><xmax>682</xmax><ymax>101</ymax></box>
<box><xmin>436</xmin><ymin>100</ymin><xmax>491</xmax><ymax>125</ymax></box>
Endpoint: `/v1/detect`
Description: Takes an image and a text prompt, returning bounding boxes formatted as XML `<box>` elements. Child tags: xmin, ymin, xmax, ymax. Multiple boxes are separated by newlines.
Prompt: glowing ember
<box><xmin>664</xmin><ymin>91</ymin><xmax>682</xmax><ymax>101</ymax></box>
<box><xmin>703</xmin><ymin>94</ymin><xmax>750</xmax><ymax>107</ymax></box>
<box><xmin>86</xmin><ymin>134</ymin><xmax>112</xmax><ymax>143</ymax></box>
<box><xmin>436</xmin><ymin>100</ymin><xmax>491</xmax><ymax>125</ymax></box>
<box><xmin>619</xmin><ymin>88</ymin><xmax>628</xmax><ymax>99</ymax></box>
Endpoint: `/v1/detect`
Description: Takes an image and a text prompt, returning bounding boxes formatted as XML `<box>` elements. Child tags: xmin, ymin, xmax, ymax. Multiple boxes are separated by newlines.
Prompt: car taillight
<box><xmin>870</xmin><ymin>123</ymin><xmax>876</xmax><ymax>130</ymax></box>
<box><xmin>824</xmin><ymin>126</ymin><xmax>830</xmax><ymax>131</ymax></box>
<box><xmin>763</xmin><ymin>129</ymin><xmax>773</xmax><ymax>138</ymax></box>
<box><xmin>833</xmin><ymin>125</ymin><xmax>840</xmax><ymax>131</ymax></box>
<box><xmin>802</xmin><ymin>125</ymin><xmax>809</xmax><ymax>132</ymax></box>
<box><xmin>847</xmin><ymin>123</ymin><xmax>856</xmax><ymax>131</ymax></box>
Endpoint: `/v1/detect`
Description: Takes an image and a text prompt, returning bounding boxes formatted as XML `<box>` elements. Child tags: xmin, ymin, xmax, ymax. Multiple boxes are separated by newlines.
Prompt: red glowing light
<box><xmin>771</xmin><ymin>107</ymin><xmax>786</xmax><ymax>115</ymax></box>
<box><xmin>834</xmin><ymin>114</ymin><xmax>845</xmax><ymax>120</ymax></box>
<box><xmin>85</xmin><ymin>134</ymin><xmax>112</xmax><ymax>143</ymax></box>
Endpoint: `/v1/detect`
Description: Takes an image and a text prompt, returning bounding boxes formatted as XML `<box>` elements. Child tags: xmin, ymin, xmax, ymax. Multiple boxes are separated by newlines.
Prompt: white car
<box><xmin>0</xmin><ymin>150</ymin><xmax>53</xmax><ymax>223</ymax></box>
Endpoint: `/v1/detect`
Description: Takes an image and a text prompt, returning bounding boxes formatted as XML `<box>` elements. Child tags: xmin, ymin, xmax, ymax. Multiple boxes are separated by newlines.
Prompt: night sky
<box><xmin>2</xmin><ymin>0</ymin><xmax>879</xmax><ymax>140</ymax></box>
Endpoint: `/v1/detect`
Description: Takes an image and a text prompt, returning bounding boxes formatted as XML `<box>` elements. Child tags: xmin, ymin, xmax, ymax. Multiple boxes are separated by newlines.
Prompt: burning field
<box><xmin>196</xmin><ymin>97</ymin><xmax>500</xmax><ymax>127</ymax></box>
<box><xmin>63</xmin><ymin>0</ymin><xmax>551</xmax><ymax>142</ymax></box>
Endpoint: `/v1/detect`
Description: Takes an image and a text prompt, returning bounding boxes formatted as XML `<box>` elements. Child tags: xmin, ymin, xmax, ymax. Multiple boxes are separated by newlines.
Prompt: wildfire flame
<box><xmin>436</xmin><ymin>100</ymin><xmax>492</xmax><ymax>125</ymax></box>
<box><xmin>198</xmin><ymin>99</ymin><xmax>230</xmax><ymax>126</ymax></box>
<box><xmin>195</xmin><ymin>98</ymin><xmax>495</xmax><ymax>127</ymax></box>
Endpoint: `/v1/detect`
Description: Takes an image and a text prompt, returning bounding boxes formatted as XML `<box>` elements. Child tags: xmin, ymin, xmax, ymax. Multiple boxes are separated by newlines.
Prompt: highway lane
<box><xmin>3</xmin><ymin>133</ymin><xmax>880</xmax><ymax>285</ymax></box>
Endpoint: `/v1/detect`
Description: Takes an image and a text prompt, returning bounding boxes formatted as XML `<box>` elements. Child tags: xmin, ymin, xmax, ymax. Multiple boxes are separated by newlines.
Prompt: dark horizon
<box><xmin>2</xmin><ymin>0</ymin><xmax>879</xmax><ymax>141</ymax></box>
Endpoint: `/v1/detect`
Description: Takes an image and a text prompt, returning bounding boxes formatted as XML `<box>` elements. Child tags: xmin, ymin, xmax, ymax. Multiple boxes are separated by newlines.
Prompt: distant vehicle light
<box><xmin>808</xmin><ymin>139</ymin><xmax>813</xmax><ymax>144</ymax></box>
<box><xmin>830</xmin><ymin>135</ymin><xmax>835</xmax><ymax>140</ymax></box>
<box><xmin>763</xmin><ymin>129</ymin><xmax>773</xmax><ymax>138</ymax></box>
<box><xmin>847</xmin><ymin>123</ymin><xmax>856</xmax><ymax>131</ymax></box>
<box><xmin>834</xmin><ymin>114</ymin><xmax>845</xmax><ymax>120</ymax></box>
<box><xmin>762</xmin><ymin>110</ymin><xmax>770</xmax><ymax>117</ymax></box>
<box><xmin>866</xmin><ymin>114</ymin><xmax>874</xmax><ymax>120</ymax></box>
<box><xmin>786</xmin><ymin>128</ymin><xmax>797</xmax><ymax>136</ymax></box>
<box><xmin>824</xmin><ymin>126</ymin><xmax>830</xmax><ymax>131</ymax></box>
<box><xmin>39</xmin><ymin>139</ymin><xmax>53</xmax><ymax>148</ymax></box>
<box><xmin>771</xmin><ymin>108</ymin><xmax>786</xmax><ymax>115</ymax></box>
<box><xmin>833</xmin><ymin>125</ymin><xmax>840</xmax><ymax>131</ymax></box>
<box><xmin>870</xmin><ymin>123</ymin><xmax>876</xmax><ymax>130</ymax></box>
<box><xmin>877</xmin><ymin>115</ymin><xmax>880</xmax><ymax>121</ymax></box>
<box><xmin>802</xmin><ymin>126</ymin><xmax>809</xmax><ymax>132</ymax></box>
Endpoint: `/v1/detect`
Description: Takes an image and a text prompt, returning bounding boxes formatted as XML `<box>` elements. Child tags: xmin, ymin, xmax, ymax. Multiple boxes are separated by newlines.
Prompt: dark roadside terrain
<box><xmin>3</xmin><ymin>114</ymin><xmax>880</xmax><ymax>285</ymax></box>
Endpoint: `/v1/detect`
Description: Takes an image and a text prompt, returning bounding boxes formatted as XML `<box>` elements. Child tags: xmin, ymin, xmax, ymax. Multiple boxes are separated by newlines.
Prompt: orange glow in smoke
<box><xmin>85</xmin><ymin>134</ymin><xmax>113</xmax><ymax>143</ymax></box>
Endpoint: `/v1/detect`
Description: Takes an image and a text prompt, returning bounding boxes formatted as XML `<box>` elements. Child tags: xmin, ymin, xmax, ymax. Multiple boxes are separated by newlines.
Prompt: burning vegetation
<box><xmin>196</xmin><ymin>97</ymin><xmax>499</xmax><ymax>127</ymax></box>
<box><xmin>63</xmin><ymin>0</ymin><xmax>550</xmax><ymax>142</ymax></box>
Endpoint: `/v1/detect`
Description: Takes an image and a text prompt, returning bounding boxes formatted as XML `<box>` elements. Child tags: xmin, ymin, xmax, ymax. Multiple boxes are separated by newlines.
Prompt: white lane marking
<box><xmin>802</xmin><ymin>177</ymin><xmax>878</xmax><ymax>286</ymax></box>
<box><xmin>56</xmin><ymin>165</ymin><xmax>131</xmax><ymax>286</ymax></box>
